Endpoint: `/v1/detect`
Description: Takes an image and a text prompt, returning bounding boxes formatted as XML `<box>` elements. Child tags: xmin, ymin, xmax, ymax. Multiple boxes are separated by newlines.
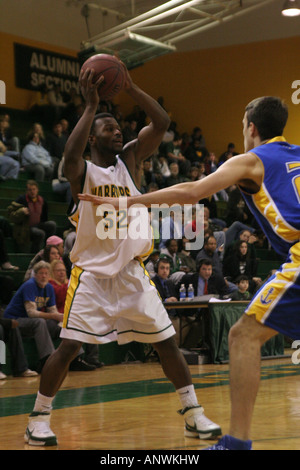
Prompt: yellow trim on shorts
<box><xmin>137</xmin><ymin>259</ymin><xmax>163</xmax><ymax>301</ymax></box>
<box><xmin>246</xmin><ymin>242</ymin><xmax>300</xmax><ymax>323</ymax></box>
<box><xmin>62</xmin><ymin>265</ymin><xmax>84</xmax><ymax>328</ymax></box>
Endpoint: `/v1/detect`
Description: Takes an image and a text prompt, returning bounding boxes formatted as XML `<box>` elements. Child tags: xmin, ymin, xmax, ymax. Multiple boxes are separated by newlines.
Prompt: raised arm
<box><xmin>63</xmin><ymin>69</ymin><xmax>103</xmax><ymax>201</ymax></box>
<box><xmin>121</xmin><ymin>65</ymin><xmax>170</xmax><ymax>165</ymax></box>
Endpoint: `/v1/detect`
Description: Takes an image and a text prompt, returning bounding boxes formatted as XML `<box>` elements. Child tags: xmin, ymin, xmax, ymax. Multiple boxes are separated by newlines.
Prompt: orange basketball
<box><xmin>81</xmin><ymin>54</ymin><xmax>126</xmax><ymax>100</ymax></box>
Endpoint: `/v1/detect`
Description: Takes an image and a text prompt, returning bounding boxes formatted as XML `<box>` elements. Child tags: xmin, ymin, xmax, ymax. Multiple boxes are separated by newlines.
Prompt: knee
<box><xmin>152</xmin><ymin>336</ymin><xmax>177</xmax><ymax>355</ymax></box>
<box><xmin>32</xmin><ymin>318</ymin><xmax>48</xmax><ymax>330</ymax></box>
<box><xmin>57</xmin><ymin>339</ymin><xmax>82</xmax><ymax>361</ymax></box>
<box><xmin>228</xmin><ymin>321</ymin><xmax>245</xmax><ymax>349</ymax></box>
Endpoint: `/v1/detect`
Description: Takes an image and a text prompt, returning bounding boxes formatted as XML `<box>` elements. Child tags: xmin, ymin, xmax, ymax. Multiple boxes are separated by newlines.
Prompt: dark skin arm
<box><xmin>63</xmin><ymin>68</ymin><xmax>103</xmax><ymax>204</ymax></box>
<box><xmin>120</xmin><ymin>65</ymin><xmax>170</xmax><ymax>184</ymax></box>
<box><xmin>64</xmin><ymin>62</ymin><xmax>170</xmax><ymax>203</ymax></box>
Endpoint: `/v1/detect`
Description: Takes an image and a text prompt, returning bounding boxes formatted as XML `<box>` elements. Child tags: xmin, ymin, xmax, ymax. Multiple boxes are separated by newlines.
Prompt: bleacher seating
<box><xmin>0</xmin><ymin>170</ymin><xmax>69</xmax><ymax>289</ymax></box>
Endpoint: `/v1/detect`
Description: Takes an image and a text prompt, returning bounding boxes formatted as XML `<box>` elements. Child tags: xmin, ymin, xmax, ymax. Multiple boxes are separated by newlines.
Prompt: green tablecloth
<box><xmin>208</xmin><ymin>302</ymin><xmax>285</xmax><ymax>364</ymax></box>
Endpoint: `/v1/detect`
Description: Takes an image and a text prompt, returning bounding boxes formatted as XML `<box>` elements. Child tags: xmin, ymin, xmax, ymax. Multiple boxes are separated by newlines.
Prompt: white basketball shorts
<box><xmin>60</xmin><ymin>259</ymin><xmax>175</xmax><ymax>345</ymax></box>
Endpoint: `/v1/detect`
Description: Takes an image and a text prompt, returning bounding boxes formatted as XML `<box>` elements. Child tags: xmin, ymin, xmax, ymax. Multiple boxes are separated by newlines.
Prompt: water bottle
<box><xmin>179</xmin><ymin>284</ymin><xmax>186</xmax><ymax>301</ymax></box>
<box><xmin>187</xmin><ymin>283</ymin><xmax>194</xmax><ymax>301</ymax></box>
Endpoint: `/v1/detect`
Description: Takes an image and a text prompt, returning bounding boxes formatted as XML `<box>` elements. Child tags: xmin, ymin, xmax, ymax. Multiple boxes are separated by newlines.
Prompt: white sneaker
<box><xmin>0</xmin><ymin>371</ymin><xmax>7</xmax><ymax>380</ymax></box>
<box><xmin>179</xmin><ymin>405</ymin><xmax>222</xmax><ymax>439</ymax></box>
<box><xmin>24</xmin><ymin>412</ymin><xmax>57</xmax><ymax>446</ymax></box>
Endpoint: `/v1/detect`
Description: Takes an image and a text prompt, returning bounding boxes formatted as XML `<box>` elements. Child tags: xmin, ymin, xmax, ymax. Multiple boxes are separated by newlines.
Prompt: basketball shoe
<box><xmin>24</xmin><ymin>411</ymin><xmax>57</xmax><ymax>446</ymax></box>
<box><xmin>204</xmin><ymin>434</ymin><xmax>252</xmax><ymax>450</ymax></box>
<box><xmin>178</xmin><ymin>405</ymin><xmax>222</xmax><ymax>439</ymax></box>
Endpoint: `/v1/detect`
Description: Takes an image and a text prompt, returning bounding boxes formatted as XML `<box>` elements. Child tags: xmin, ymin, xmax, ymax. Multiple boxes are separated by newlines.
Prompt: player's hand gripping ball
<box><xmin>80</xmin><ymin>54</ymin><xmax>126</xmax><ymax>100</ymax></box>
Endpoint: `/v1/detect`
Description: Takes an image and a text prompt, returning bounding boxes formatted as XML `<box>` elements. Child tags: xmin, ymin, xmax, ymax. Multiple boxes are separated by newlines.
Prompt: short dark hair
<box><xmin>198</xmin><ymin>258</ymin><xmax>213</xmax><ymax>268</ymax></box>
<box><xmin>245</xmin><ymin>96</ymin><xmax>288</xmax><ymax>141</ymax></box>
<box><xmin>90</xmin><ymin>113</ymin><xmax>115</xmax><ymax>135</ymax></box>
<box><xmin>235</xmin><ymin>275</ymin><xmax>249</xmax><ymax>284</ymax></box>
<box><xmin>156</xmin><ymin>257</ymin><xmax>171</xmax><ymax>271</ymax></box>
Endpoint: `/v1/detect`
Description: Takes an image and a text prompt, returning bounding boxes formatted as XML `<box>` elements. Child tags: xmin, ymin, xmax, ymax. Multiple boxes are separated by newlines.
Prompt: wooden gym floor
<box><xmin>1</xmin><ymin>351</ymin><xmax>300</xmax><ymax>451</ymax></box>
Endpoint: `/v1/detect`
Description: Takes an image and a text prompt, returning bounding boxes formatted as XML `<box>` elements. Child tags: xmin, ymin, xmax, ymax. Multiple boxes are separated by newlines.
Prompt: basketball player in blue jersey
<box><xmin>24</xmin><ymin>64</ymin><xmax>221</xmax><ymax>446</ymax></box>
<box><xmin>80</xmin><ymin>96</ymin><xmax>300</xmax><ymax>450</ymax></box>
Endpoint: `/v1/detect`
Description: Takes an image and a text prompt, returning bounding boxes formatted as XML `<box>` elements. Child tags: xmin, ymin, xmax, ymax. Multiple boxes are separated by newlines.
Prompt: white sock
<box><xmin>33</xmin><ymin>391</ymin><xmax>54</xmax><ymax>413</ymax></box>
<box><xmin>176</xmin><ymin>385</ymin><xmax>199</xmax><ymax>409</ymax></box>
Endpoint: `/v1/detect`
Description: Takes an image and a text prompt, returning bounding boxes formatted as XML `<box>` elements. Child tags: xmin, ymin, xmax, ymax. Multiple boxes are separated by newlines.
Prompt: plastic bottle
<box><xmin>187</xmin><ymin>283</ymin><xmax>194</xmax><ymax>301</ymax></box>
<box><xmin>179</xmin><ymin>284</ymin><xmax>186</xmax><ymax>301</ymax></box>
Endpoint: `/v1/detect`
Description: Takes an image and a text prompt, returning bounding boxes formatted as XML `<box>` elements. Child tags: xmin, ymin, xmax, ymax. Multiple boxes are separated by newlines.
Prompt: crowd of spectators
<box><xmin>0</xmin><ymin>86</ymin><xmax>272</xmax><ymax>377</ymax></box>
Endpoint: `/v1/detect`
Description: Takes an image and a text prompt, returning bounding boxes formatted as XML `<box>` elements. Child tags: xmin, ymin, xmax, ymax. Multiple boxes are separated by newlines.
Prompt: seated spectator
<box><xmin>177</xmin><ymin>237</ymin><xmax>197</xmax><ymax>274</ymax></box>
<box><xmin>183</xmin><ymin>139</ymin><xmax>209</xmax><ymax>167</ymax></box>
<box><xmin>4</xmin><ymin>261</ymin><xmax>95</xmax><ymax>373</ymax></box>
<box><xmin>225</xmin><ymin>186</ymin><xmax>254</xmax><ymax>227</ymax></box>
<box><xmin>203</xmin><ymin>206</ymin><xmax>227</xmax><ymax>232</ymax></box>
<box><xmin>0</xmin><ymin>116</ymin><xmax>20</xmax><ymax>159</ymax></box>
<box><xmin>140</xmin><ymin>158</ymin><xmax>155</xmax><ymax>192</ymax></box>
<box><xmin>181</xmin><ymin>258</ymin><xmax>227</xmax><ymax>299</ymax></box>
<box><xmin>13</xmin><ymin>180</ymin><xmax>57</xmax><ymax>252</ymax></box>
<box><xmin>195</xmin><ymin>234</ymin><xmax>238</xmax><ymax>295</ymax></box>
<box><xmin>49</xmin><ymin>259</ymin><xmax>101</xmax><ymax>370</ymax></box>
<box><xmin>223</xmin><ymin>228</ymin><xmax>258</xmax><ymax>259</ymax></box>
<box><xmin>59</xmin><ymin>118</ymin><xmax>70</xmax><ymax>138</ymax></box>
<box><xmin>222</xmin><ymin>240</ymin><xmax>261</xmax><ymax>293</ymax></box>
<box><xmin>218</xmin><ymin>142</ymin><xmax>238</xmax><ymax>166</ymax></box>
<box><xmin>24</xmin><ymin>243</ymin><xmax>61</xmax><ymax>281</ymax></box>
<box><xmin>49</xmin><ymin>259</ymin><xmax>68</xmax><ymax>313</ymax></box>
<box><xmin>152</xmin><ymin>258</ymin><xmax>178</xmax><ymax>302</ymax></box>
<box><xmin>27</xmin><ymin>122</ymin><xmax>47</xmax><ymax>147</ymax></box>
<box><xmin>0</xmin><ymin>318</ymin><xmax>38</xmax><ymax>379</ymax></box>
<box><xmin>0</xmin><ymin>140</ymin><xmax>20</xmax><ymax>181</ymax></box>
<box><xmin>45</xmin><ymin>122</ymin><xmax>68</xmax><ymax>177</ymax></box>
<box><xmin>51</xmin><ymin>156</ymin><xmax>72</xmax><ymax>204</ymax></box>
<box><xmin>144</xmin><ymin>249</ymin><xmax>160</xmax><ymax>278</ymax></box>
<box><xmin>190</xmin><ymin>126</ymin><xmax>206</xmax><ymax>147</ymax></box>
<box><xmin>195</xmin><ymin>235</ymin><xmax>223</xmax><ymax>277</ymax></box>
<box><xmin>151</xmin><ymin>258</ymin><xmax>178</xmax><ymax>318</ymax></box>
<box><xmin>187</xmin><ymin>166</ymin><xmax>200</xmax><ymax>182</ymax></box>
<box><xmin>229</xmin><ymin>275</ymin><xmax>253</xmax><ymax>301</ymax></box>
<box><xmin>3</xmin><ymin>261</ymin><xmax>64</xmax><ymax>372</ymax></box>
<box><xmin>160</xmin><ymin>239</ymin><xmax>182</xmax><ymax>275</ymax></box>
<box><xmin>205</xmin><ymin>152</ymin><xmax>218</xmax><ymax>175</ymax></box>
<box><xmin>21</xmin><ymin>133</ymin><xmax>54</xmax><ymax>182</ymax></box>
<box><xmin>162</xmin><ymin>133</ymin><xmax>190</xmax><ymax>177</ymax></box>
<box><xmin>150</xmin><ymin>153</ymin><xmax>170</xmax><ymax>189</ymax></box>
<box><xmin>159</xmin><ymin>209</ymin><xmax>184</xmax><ymax>249</ymax></box>
<box><xmin>177</xmin><ymin>259</ymin><xmax>228</xmax><ymax>348</ymax></box>
<box><xmin>164</xmin><ymin>162</ymin><xmax>189</xmax><ymax>187</ymax></box>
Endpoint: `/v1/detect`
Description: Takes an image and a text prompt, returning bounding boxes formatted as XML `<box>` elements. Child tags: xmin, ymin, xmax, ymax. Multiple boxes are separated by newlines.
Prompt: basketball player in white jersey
<box><xmin>24</xmin><ymin>63</ymin><xmax>221</xmax><ymax>446</ymax></box>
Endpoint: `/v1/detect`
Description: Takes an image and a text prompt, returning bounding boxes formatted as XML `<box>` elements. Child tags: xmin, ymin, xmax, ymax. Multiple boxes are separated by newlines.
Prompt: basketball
<box><xmin>80</xmin><ymin>54</ymin><xmax>126</xmax><ymax>100</ymax></box>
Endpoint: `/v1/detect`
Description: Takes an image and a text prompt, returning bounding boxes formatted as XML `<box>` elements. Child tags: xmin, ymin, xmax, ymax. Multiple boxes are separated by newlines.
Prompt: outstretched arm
<box><xmin>78</xmin><ymin>153</ymin><xmax>263</xmax><ymax>208</ymax></box>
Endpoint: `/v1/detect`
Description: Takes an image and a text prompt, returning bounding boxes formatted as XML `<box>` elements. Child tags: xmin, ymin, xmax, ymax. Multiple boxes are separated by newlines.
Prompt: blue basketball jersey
<box><xmin>240</xmin><ymin>137</ymin><xmax>300</xmax><ymax>258</ymax></box>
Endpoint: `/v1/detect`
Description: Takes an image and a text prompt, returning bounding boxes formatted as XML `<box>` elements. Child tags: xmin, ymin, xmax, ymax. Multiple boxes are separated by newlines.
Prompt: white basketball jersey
<box><xmin>68</xmin><ymin>158</ymin><xmax>153</xmax><ymax>278</ymax></box>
